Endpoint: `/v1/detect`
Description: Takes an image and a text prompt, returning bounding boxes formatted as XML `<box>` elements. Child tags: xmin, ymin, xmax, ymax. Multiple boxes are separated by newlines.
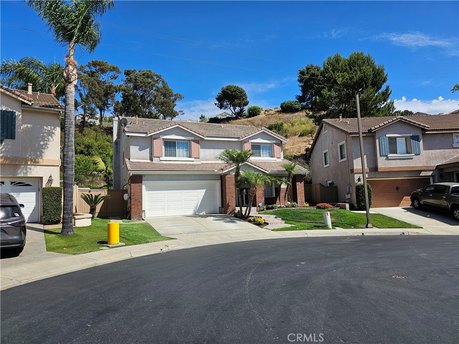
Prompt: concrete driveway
<box><xmin>145</xmin><ymin>215</ymin><xmax>261</xmax><ymax>236</ymax></box>
<box><xmin>374</xmin><ymin>207</ymin><xmax>459</xmax><ymax>234</ymax></box>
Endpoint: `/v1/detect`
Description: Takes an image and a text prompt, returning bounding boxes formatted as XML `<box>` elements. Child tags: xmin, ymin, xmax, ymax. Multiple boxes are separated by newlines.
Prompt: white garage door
<box><xmin>143</xmin><ymin>175</ymin><xmax>221</xmax><ymax>217</ymax></box>
<box><xmin>0</xmin><ymin>178</ymin><xmax>40</xmax><ymax>222</ymax></box>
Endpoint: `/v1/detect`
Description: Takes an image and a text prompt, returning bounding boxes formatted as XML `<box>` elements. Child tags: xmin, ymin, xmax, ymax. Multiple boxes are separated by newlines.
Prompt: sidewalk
<box><xmin>0</xmin><ymin>223</ymin><xmax>455</xmax><ymax>291</ymax></box>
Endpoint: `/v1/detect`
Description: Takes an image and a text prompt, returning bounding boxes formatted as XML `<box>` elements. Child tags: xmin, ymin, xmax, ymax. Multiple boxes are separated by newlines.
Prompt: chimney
<box><xmin>27</xmin><ymin>83</ymin><xmax>32</xmax><ymax>95</ymax></box>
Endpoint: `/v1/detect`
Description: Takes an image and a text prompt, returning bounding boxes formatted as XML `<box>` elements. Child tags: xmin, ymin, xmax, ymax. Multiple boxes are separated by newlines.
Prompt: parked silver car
<box><xmin>0</xmin><ymin>193</ymin><xmax>27</xmax><ymax>256</ymax></box>
<box><xmin>410</xmin><ymin>183</ymin><xmax>459</xmax><ymax>220</ymax></box>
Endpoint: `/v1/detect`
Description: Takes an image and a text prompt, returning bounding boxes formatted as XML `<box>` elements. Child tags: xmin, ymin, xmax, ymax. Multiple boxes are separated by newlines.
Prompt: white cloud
<box><xmin>394</xmin><ymin>96</ymin><xmax>459</xmax><ymax>114</ymax></box>
<box><xmin>381</xmin><ymin>32</ymin><xmax>452</xmax><ymax>48</ymax></box>
<box><xmin>237</xmin><ymin>81</ymin><xmax>278</xmax><ymax>94</ymax></box>
<box><xmin>176</xmin><ymin>99</ymin><xmax>217</xmax><ymax>120</ymax></box>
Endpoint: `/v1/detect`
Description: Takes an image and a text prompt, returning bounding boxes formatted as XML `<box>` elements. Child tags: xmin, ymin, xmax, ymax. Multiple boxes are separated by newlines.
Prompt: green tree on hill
<box><xmin>115</xmin><ymin>69</ymin><xmax>183</xmax><ymax>119</ymax></box>
<box><xmin>297</xmin><ymin>52</ymin><xmax>394</xmax><ymax>124</ymax></box>
<box><xmin>79</xmin><ymin>60</ymin><xmax>120</xmax><ymax>125</ymax></box>
<box><xmin>215</xmin><ymin>85</ymin><xmax>249</xmax><ymax>118</ymax></box>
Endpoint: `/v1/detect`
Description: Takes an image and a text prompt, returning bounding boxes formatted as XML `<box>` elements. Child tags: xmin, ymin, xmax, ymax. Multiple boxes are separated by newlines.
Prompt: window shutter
<box><xmin>379</xmin><ymin>136</ymin><xmax>389</xmax><ymax>156</ymax></box>
<box><xmin>0</xmin><ymin>110</ymin><xmax>16</xmax><ymax>142</ymax></box>
<box><xmin>411</xmin><ymin>135</ymin><xmax>421</xmax><ymax>155</ymax></box>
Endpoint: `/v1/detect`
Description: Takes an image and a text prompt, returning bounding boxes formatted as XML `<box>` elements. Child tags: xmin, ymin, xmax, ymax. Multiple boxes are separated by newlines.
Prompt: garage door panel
<box><xmin>368</xmin><ymin>178</ymin><xmax>430</xmax><ymax>208</ymax></box>
<box><xmin>0</xmin><ymin>179</ymin><xmax>40</xmax><ymax>222</ymax></box>
<box><xmin>143</xmin><ymin>176</ymin><xmax>221</xmax><ymax>217</ymax></box>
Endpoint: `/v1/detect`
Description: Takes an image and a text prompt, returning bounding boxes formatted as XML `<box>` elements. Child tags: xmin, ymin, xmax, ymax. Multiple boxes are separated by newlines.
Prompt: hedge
<box><xmin>355</xmin><ymin>183</ymin><xmax>372</xmax><ymax>210</ymax></box>
<box><xmin>42</xmin><ymin>187</ymin><xmax>62</xmax><ymax>225</ymax></box>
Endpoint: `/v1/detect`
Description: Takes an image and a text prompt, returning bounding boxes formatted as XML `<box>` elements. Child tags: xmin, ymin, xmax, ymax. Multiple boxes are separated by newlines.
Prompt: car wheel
<box><xmin>452</xmin><ymin>207</ymin><xmax>459</xmax><ymax>221</ymax></box>
<box><xmin>412</xmin><ymin>198</ymin><xmax>421</xmax><ymax>209</ymax></box>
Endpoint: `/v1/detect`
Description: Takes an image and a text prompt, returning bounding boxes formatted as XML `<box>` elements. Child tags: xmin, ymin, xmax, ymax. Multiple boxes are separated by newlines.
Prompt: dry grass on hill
<box><xmin>230</xmin><ymin>108</ymin><xmax>316</xmax><ymax>156</ymax></box>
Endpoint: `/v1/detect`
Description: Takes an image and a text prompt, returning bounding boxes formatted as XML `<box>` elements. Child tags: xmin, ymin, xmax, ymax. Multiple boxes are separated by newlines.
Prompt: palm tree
<box><xmin>0</xmin><ymin>57</ymin><xmax>65</xmax><ymax>98</ymax></box>
<box><xmin>218</xmin><ymin>149</ymin><xmax>252</xmax><ymax>214</ymax></box>
<box><xmin>282</xmin><ymin>162</ymin><xmax>297</xmax><ymax>205</ymax></box>
<box><xmin>239</xmin><ymin>171</ymin><xmax>271</xmax><ymax>219</ymax></box>
<box><xmin>28</xmin><ymin>0</ymin><xmax>114</xmax><ymax>236</ymax></box>
<box><xmin>81</xmin><ymin>193</ymin><xmax>109</xmax><ymax>218</ymax></box>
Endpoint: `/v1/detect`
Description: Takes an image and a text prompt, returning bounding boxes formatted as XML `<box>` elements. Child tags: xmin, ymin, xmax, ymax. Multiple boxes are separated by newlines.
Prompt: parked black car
<box><xmin>410</xmin><ymin>183</ymin><xmax>459</xmax><ymax>220</ymax></box>
<box><xmin>0</xmin><ymin>193</ymin><xmax>27</xmax><ymax>255</ymax></box>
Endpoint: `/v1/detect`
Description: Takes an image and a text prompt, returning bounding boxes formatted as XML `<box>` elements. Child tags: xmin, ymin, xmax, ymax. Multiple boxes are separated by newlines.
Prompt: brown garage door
<box><xmin>368</xmin><ymin>178</ymin><xmax>430</xmax><ymax>207</ymax></box>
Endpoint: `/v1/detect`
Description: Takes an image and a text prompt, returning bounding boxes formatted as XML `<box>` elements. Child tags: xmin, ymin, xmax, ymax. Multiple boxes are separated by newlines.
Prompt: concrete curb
<box><xmin>1</xmin><ymin>226</ymin><xmax>456</xmax><ymax>291</ymax></box>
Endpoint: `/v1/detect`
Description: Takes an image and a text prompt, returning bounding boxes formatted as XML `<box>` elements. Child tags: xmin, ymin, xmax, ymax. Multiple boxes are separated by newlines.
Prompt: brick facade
<box><xmin>255</xmin><ymin>185</ymin><xmax>264</xmax><ymax>207</ymax></box>
<box><xmin>130</xmin><ymin>175</ymin><xmax>143</xmax><ymax>220</ymax></box>
<box><xmin>278</xmin><ymin>186</ymin><xmax>287</xmax><ymax>206</ymax></box>
<box><xmin>221</xmin><ymin>174</ymin><xmax>236</xmax><ymax>214</ymax></box>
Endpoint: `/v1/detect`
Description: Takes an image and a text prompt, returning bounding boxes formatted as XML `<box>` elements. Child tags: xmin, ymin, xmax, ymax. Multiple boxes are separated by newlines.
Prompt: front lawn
<box><xmin>263</xmin><ymin>208</ymin><xmax>420</xmax><ymax>231</ymax></box>
<box><xmin>45</xmin><ymin>218</ymin><xmax>169</xmax><ymax>254</ymax></box>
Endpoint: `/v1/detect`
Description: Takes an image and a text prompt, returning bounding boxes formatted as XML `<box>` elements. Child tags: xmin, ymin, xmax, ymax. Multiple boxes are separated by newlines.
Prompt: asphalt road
<box><xmin>2</xmin><ymin>236</ymin><xmax>459</xmax><ymax>344</ymax></box>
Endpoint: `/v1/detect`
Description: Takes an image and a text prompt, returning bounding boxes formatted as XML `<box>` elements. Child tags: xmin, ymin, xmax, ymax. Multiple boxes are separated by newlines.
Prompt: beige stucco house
<box><xmin>0</xmin><ymin>84</ymin><xmax>62</xmax><ymax>222</ymax></box>
<box><xmin>309</xmin><ymin>113</ymin><xmax>459</xmax><ymax>207</ymax></box>
<box><xmin>113</xmin><ymin>117</ymin><xmax>308</xmax><ymax>219</ymax></box>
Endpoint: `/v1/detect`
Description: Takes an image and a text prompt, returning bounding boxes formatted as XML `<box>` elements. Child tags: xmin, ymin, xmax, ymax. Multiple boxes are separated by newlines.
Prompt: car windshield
<box><xmin>0</xmin><ymin>205</ymin><xmax>22</xmax><ymax>220</ymax></box>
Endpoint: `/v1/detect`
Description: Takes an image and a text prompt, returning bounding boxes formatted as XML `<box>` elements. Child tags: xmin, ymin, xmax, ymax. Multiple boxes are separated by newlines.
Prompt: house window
<box><xmin>388</xmin><ymin>136</ymin><xmax>412</xmax><ymax>155</ymax></box>
<box><xmin>264</xmin><ymin>182</ymin><xmax>275</xmax><ymax>198</ymax></box>
<box><xmin>164</xmin><ymin>140</ymin><xmax>190</xmax><ymax>158</ymax></box>
<box><xmin>453</xmin><ymin>133</ymin><xmax>459</xmax><ymax>147</ymax></box>
<box><xmin>0</xmin><ymin>110</ymin><xmax>16</xmax><ymax>142</ymax></box>
<box><xmin>323</xmin><ymin>150</ymin><xmax>329</xmax><ymax>167</ymax></box>
<box><xmin>252</xmin><ymin>143</ymin><xmax>272</xmax><ymax>158</ymax></box>
<box><xmin>338</xmin><ymin>142</ymin><xmax>347</xmax><ymax>161</ymax></box>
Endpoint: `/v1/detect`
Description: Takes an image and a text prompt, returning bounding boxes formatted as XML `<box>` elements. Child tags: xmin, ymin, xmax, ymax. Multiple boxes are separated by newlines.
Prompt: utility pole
<box><xmin>356</xmin><ymin>92</ymin><xmax>372</xmax><ymax>228</ymax></box>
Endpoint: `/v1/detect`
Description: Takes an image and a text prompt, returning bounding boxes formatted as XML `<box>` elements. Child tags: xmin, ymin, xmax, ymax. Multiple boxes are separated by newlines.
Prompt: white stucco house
<box><xmin>0</xmin><ymin>84</ymin><xmax>63</xmax><ymax>222</ymax></box>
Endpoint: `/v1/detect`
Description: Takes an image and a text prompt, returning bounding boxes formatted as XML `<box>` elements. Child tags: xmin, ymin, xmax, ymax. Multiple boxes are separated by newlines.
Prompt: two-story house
<box><xmin>113</xmin><ymin>117</ymin><xmax>307</xmax><ymax>219</ymax></box>
<box><xmin>0</xmin><ymin>84</ymin><xmax>63</xmax><ymax>222</ymax></box>
<box><xmin>309</xmin><ymin>113</ymin><xmax>459</xmax><ymax>208</ymax></box>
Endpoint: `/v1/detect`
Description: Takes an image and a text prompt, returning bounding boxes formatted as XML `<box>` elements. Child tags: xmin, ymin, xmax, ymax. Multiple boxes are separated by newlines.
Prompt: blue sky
<box><xmin>1</xmin><ymin>1</ymin><xmax>458</xmax><ymax>119</ymax></box>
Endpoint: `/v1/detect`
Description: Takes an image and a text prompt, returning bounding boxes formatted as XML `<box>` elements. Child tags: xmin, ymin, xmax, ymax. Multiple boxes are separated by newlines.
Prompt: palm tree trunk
<box><xmin>61</xmin><ymin>44</ymin><xmax>77</xmax><ymax>236</ymax></box>
<box><xmin>284</xmin><ymin>184</ymin><xmax>289</xmax><ymax>206</ymax></box>
<box><xmin>235</xmin><ymin>166</ymin><xmax>243</xmax><ymax>216</ymax></box>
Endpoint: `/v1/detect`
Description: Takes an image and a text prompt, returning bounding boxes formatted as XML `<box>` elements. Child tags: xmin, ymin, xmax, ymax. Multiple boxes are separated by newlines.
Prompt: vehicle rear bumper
<box><xmin>1</xmin><ymin>226</ymin><xmax>26</xmax><ymax>248</ymax></box>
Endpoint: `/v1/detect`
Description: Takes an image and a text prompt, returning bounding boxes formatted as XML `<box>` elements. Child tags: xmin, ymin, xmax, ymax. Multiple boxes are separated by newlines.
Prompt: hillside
<box><xmin>229</xmin><ymin>108</ymin><xmax>316</xmax><ymax>157</ymax></box>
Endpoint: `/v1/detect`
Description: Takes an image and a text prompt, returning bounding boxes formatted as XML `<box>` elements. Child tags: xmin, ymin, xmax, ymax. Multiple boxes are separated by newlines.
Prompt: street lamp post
<box><xmin>355</xmin><ymin>92</ymin><xmax>372</xmax><ymax>228</ymax></box>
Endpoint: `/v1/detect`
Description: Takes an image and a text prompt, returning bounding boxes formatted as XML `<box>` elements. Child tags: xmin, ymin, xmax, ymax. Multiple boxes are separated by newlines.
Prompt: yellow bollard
<box><xmin>107</xmin><ymin>222</ymin><xmax>120</xmax><ymax>245</ymax></box>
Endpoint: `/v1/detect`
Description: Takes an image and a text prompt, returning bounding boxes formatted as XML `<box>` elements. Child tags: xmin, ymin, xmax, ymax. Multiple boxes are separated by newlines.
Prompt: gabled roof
<box><xmin>0</xmin><ymin>84</ymin><xmax>62</xmax><ymax>109</ymax></box>
<box><xmin>121</xmin><ymin>117</ymin><xmax>287</xmax><ymax>141</ymax></box>
<box><xmin>323</xmin><ymin>113</ymin><xmax>459</xmax><ymax>134</ymax></box>
<box><xmin>309</xmin><ymin>113</ymin><xmax>459</xmax><ymax>157</ymax></box>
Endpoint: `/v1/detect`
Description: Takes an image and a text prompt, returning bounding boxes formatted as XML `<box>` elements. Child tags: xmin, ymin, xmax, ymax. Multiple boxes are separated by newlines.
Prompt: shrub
<box><xmin>42</xmin><ymin>187</ymin><xmax>62</xmax><ymax>225</ymax></box>
<box><xmin>289</xmin><ymin>202</ymin><xmax>298</xmax><ymax>208</ymax></box>
<box><xmin>355</xmin><ymin>183</ymin><xmax>372</xmax><ymax>210</ymax></box>
<box><xmin>316</xmin><ymin>203</ymin><xmax>334</xmax><ymax>209</ymax></box>
<box><xmin>81</xmin><ymin>193</ymin><xmax>110</xmax><ymax>218</ymax></box>
<box><xmin>299</xmin><ymin>127</ymin><xmax>315</xmax><ymax>137</ymax></box>
<box><xmin>280</xmin><ymin>100</ymin><xmax>302</xmax><ymax>113</ymax></box>
<box><xmin>248</xmin><ymin>216</ymin><xmax>267</xmax><ymax>225</ymax></box>
<box><xmin>247</xmin><ymin>106</ymin><xmax>263</xmax><ymax>117</ymax></box>
<box><xmin>303</xmin><ymin>202</ymin><xmax>310</xmax><ymax>207</ymax></box>
<box><xmin>265</xmin><ymin>204</ymin><xmax>278</xmax><ymax>210</ymax></box>
<box><xmin>267</xmin><ymin>122</ymin><xmax>288</xmax><ymax>137</ymax></box>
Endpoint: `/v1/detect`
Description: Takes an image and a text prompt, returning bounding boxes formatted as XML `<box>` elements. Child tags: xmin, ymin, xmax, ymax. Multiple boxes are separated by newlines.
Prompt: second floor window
<box><xmin>252</xmin><ymin>143</ymin><xmax>272</xmax><ymax>157</ymax></box>
<box><xmin>388</xmin><ymin>137</ymin><xmax>411</xmax><ymax>155</ymax></box>
<box><xmin>164</xmin><ymin>140</ymin><xmax>190</xmax><ymax>158</ymax></box>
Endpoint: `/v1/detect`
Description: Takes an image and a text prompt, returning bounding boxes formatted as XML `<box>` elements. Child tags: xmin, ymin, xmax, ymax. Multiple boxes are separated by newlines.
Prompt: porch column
<box><xmin>130</xmin><ymin>175</ymin><xmax>143</xmax><ymax>220</ymax></box>
<box><xmin>255</xmin><ymin>185</ymin><xmax>264</xmax><ymax>207</ymax></box>
<box><xmin>221</xmin><ymin>174</ymin><xmax>236</xmax><ymax>214</ymax></box>
<box><xmin>293</xmin><ymin>175</ymin><xmax>305</xmax><ymax>206</ymax></box>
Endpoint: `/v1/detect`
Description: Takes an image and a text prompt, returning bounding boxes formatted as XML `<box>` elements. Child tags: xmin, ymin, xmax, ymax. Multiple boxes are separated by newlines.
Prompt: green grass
<box><xmin>263</xmin><ymin>208</ymin><xmax>420</xmax><ymax>231</ymax></box>
<box><xmin>45</xmin><ymin>218</ymin><xmax>170</xmax><ymax>254</ymax></box>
